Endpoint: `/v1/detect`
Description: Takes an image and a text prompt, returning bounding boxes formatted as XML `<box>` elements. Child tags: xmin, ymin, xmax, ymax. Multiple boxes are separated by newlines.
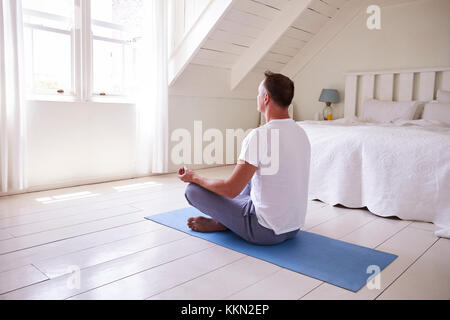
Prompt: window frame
<box><xmin>22</xmin><ymin>7</ymin><xmax>77</xmax><ymax>98</ymax></box>
<box><xmin>91</xmin><ymin>19</ymin><xmax>136</xmax><ymax>98</ymax></box>
<box><xmin>23</xmin><ymin>0</ymin><xmax>138</xmax><ymax>103</ymax></box>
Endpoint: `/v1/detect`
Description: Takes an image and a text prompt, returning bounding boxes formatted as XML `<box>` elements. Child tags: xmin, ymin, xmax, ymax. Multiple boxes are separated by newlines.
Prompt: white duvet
<box><xmin>297</xmin><ymin>117</ymin><xmax>450</xmax><ymax>238</ymax></box>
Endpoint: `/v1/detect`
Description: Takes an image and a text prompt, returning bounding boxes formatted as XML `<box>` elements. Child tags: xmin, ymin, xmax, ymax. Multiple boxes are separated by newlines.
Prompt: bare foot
<box><xmin>187</xmin><ymin>216</ymin><xmax>228</xmax><ymax>232</ymax></box>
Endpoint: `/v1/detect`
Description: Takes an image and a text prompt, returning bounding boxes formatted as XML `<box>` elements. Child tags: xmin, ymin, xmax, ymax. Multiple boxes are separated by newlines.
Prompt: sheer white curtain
<box><xmin>135</xmin><ymin>0</ymin><xmax>169</xmax><ymax>175</ymax></box>
<box><xmin>0</xmin><ymin>0</ymin><xmax>27</xmax><ymax>194</ymax></box>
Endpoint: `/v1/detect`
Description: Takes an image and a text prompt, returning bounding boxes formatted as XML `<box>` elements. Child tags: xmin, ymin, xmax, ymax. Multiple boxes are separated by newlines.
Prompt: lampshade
<box><xmin>319</xmin><ymin>89</ymin><xmax>340</xmax><ymax>103</ymax></box>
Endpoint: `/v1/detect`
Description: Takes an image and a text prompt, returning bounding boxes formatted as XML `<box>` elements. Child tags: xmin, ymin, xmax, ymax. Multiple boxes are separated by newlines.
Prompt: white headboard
<box><xmin>344</xmin><ymin>67</ymin><xmax>450</xmax><ymax>117</ymax></box>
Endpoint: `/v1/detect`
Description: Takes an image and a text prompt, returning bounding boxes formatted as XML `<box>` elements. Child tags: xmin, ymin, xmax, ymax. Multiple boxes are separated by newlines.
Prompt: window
<box><xmin>23</xmin><ymin>0</ymin><xmax>75</xmax><ymax>96</ymax></box>
<box><xmin>22</xmin><ymin>0</ymin><xmax>143</xmax><ymax>101</ymax></box>
<box><xmin>91</xmin><ymin>0</ymin><xmax>143</xmax><ymax>97</ymax></box>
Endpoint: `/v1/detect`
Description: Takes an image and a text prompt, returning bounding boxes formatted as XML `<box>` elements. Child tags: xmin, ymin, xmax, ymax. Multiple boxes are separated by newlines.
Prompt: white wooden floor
<box><xmin>0</xmin><ymin>165</ymin><xmax>449</xmax><ymax>300</ymax></box>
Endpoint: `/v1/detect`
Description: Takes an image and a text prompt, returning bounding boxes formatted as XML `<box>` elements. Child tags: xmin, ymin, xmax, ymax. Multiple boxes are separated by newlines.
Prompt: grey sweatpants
<box><xmin>184</xmin><ymin>182</ymin><xmax>299</xmax><ymax>245</ymax></box>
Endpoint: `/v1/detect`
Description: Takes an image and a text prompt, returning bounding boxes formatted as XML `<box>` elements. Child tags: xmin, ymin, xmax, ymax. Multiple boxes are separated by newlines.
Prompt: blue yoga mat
<box><xmin>145</xmin><ymin>207</ymin><xmax>397</xmax><ymax>292</ymax></box>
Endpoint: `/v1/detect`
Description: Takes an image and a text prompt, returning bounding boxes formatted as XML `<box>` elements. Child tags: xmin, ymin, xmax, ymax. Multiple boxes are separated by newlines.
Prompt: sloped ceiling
<box><xmin>196</xmin><ymin>0</ymin><xmax>345</xmax><ymax>72</ymax></box>
<box><xmin>169</xmin><ymin>0</ymin><xmax>417</xmax><ymax>89</ymax></box>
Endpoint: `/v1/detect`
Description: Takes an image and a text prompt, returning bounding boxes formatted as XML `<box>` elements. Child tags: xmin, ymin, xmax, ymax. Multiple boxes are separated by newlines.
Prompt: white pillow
<box><xmin>437</xmin><ymin>89</ymin><xmax>450</xmax><ymax>103</ymax></box>
<box><xmin>422</xmin><ymin>102</ymin><xmax>450</xmax><ymax>125</ymax></box>
<box><xmin>360</xmin><ymin>99</ymin><xmax>419</xmax><ymax>123</ymax></box>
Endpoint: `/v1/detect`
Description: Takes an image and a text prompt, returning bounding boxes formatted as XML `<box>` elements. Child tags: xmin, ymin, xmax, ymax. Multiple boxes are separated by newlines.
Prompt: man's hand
<box><xmin>178</xmin><ymin>161</ymin><xmax>256</xmax><ymax>198</ymax></box>
<box><xmin>178</xmin><ymin>166</ymin><xmax>197</xmax><ymax>183</ymax></box>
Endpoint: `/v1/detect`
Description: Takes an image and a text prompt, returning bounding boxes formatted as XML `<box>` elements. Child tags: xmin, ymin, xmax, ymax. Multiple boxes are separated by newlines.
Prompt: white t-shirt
<box><xmin>238</xmin><ymin>118</ymin><xmax>311</xmax><ymax>235</ymax></box>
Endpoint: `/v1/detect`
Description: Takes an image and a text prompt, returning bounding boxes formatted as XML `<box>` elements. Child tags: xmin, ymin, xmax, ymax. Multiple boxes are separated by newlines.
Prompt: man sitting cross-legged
<box><xmin>178</xmin><ymin>71</ymin><xmax>311</xmax><ymax>246</ymax></box>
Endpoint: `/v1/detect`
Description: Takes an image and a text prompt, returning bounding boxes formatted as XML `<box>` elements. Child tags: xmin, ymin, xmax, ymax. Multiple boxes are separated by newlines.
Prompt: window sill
<box><xmin>26</xmin><ymin>95</ymin><xmax>81</xmax><ymax>103</ymax></box>
<box><xmin>89</xmin><ymin>96</ymin><xmax>136</xmax><ymax>105</ymax></box>
<box><xmin>25</xmin><ymin>95</ymin><xmax>136</xmax><ymax>105</ymax></box>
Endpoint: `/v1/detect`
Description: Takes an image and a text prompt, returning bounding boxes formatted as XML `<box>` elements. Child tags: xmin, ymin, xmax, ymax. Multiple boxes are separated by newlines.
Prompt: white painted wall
<box><xmin>168</xmin><ymin>64</ymin><xmax>261</xmax><ymax>172</ymax></box>
<box><xmin>291</xmin><ymin>0</ymin><xmax>450</xmax><ymax>120</ymax></box>
<box><xmin>168</xmin><ymin>95</ymin><xmax>259</xmax><ymax>172</ymax></box>
<box><xmin>21</xmin><ymin>64</ymin><xmax>261</xmax><ymax>195</ymax></box>
<box><xmin>25</xmin><ymin>100</ymin><xmax>138</xmax><ymax>192</ymax></box>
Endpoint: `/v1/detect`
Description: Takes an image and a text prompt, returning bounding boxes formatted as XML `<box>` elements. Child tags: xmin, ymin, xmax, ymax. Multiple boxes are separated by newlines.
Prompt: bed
<box><xmin>298</xmin><ymin>67</ymin><xmax>450</xmax><ymax>238</ymax></box>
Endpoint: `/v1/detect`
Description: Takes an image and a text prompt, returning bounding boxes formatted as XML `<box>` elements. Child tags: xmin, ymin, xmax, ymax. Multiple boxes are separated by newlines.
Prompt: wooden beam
<box><xmin>230</xmin><ymin>0</ymin><xmax>312</xmax><ymax>91</ymax></box>
<box><xmin>168</xmin><ymin>0</ymin><xmax>235</xmax><ymax>86</ymax></box>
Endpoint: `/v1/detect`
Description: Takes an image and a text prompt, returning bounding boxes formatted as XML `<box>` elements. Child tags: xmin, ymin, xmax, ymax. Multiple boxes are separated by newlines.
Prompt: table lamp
<box><xmin>319</xmin><ymin>89</ymin><xmax>340</xmax><ymax>120</ymax></box>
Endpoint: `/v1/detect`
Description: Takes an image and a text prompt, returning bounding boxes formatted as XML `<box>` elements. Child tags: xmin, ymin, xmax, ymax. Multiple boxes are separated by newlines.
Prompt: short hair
<box><xmin>263</xmin><ymin>71</ymin><xmax>294</xmax><ymax>108</ymax></box>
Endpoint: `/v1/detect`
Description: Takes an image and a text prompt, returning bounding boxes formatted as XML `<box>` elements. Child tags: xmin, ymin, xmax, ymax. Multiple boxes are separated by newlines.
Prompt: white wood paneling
<box><xmin>344</xmin><ymin>67</ymin><xmax>450</xmax><ymax>117</ymax></box>
<box><xmin>233</xmin><ymin>0</ymin><xmax>280</xmax><ymax>20</ymax></box>
<box><xmin>397</xmin><ymin>72</ymin><xmax>414</xmax><ymax>101</ymax></box>
<box><xmin>191</xmin><ymin>57</ymin><xmax>234</xmax><ymax>69</ymax></box>
<box><xmin>192</xmin><ymin>47</ymin><xmax>239</xmax><ymax>69</ymax></box>
<box><xmin>284</xmin><ymin>26</ymin><xmax>314</xmax><ymax>42</ymax></box>
<box><xmin>231</xmin><ymin>0</ymin><xmax>311</xmax><ymax>90</ymax></box>
<box><xmin>276</xmin><ymin>34</ymin><xmax>307</xmax><ymax>50</ymax></box>
<box><xmin>209</xmin><ymin>29</ymin><xmax>255</xmax><ymax>47</ymax></box>
<box><xmin>344</xmin><ymin>75</ymin><xmax>357</xmax><ymax>117</ymax></box>
<box><xmin>169</xmin><ymin>0</ymin><xmax>235</xmax><ymax>85</ymax></box>
<box><xmin>309</xmin><ymin>0</ymin><xmax>339</xmax><ymax>17</ymax></box>
<box><xmin>377</xmin><ymin>74</ymin><xmax>394</xmax><ymax>100</ymax></box>
<box><xmin>324</xmin><ymin>0</ymin><xmax>349</xmax><ymax>9</ymax></box>
<box><xmin>270</xmin><ymin>42</ymin><xmax>300</xmax><ymax>57</ymax></box>
<box><xmin>254</xmin><ymin>0</ymin><xmax>290</xmax><ymax>10</ymax></box>
<box><xmin>226</xmin><ymin>8</ymin><xmax>271</xmax><ymax>29</ymax></box>
<box><xmin>441</xmin><ymin>71</ymin><xmax>450</xmax><ymax>91</ymax></box>
<box><xmin>282</xmin><ymin>0</ymin><xmax>361</xmax><ymax>79</ymax></box>
<box><xmin>361</xmin><ymin>74</ymin><xmax>375</xmax><ymax>103</ymax></box>
<box><xmin>292</xmin><ymin>8</ymin><xmax>329</xmax><ymax>34</ymax></box>
<box><xmin>264</xmin><ymin>52</ymin><xmax>292</xmax><ymax>64</ymax></box>
<box><xmin>196</xmin><ymin>48</ymin><xmax>239</xmax><ymax>64</ymax></box>
<box><xmin>202</xmin><ymin>39</ymin><xmax>247</xmax><ymax>55</ymax></box>
<box><xmin>256</xmin><ymin>59</ymin><xmax>286</xmax><ymax>72</ymax></box>
<box><xmin>417</xmin><ymin>71</ymin><xmax>436</xmax><ymax>101</ymax></box>
<box><xmin>216</xmin><ymin>19</ymin><xmax>262</xmax><ymax>38</ymax></box>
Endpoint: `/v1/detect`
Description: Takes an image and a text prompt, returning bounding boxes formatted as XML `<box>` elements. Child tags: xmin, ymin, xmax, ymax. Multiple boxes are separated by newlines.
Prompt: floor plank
<box><xmin>147</xmin><ymin>257</ymin><xmax>280</xmax><ymax>300</ymax></box>
<box><xmin>0</xmin><ymin>220</ymin><xmax>161</xmax><ymax>273</ymax></box>
<box><xmin>221</xmin><ymin>209</ymin><xmax>411</xmax><ymax>300</ymax></box>
<box><xmin>306</xmin><ymin>207</ymin><xmax>377</xmax><ymax>239</ymax></box>
<box><xmin>0</xmin><ymin>199</ymin><xmax>188</xmax><ymax>255</ymax></box>
<box><xmin>68</xmin><ymin>246</ymin><xmax>243</xmax><ymax>300</ymax></box>
<box><xmin>0</xmin><ymin>237</ymin><xmax>215</xmax><ymax>300</ymax></box>
<box><xmin>303</xmin><ymin>205</ymin><xmax>351</xmax><ymax>231</ymax></box>
<box><xmin>0</xmin><ymin>185</ymin><xmax>185</xmax><ymax>229</ymax></box>
<box><xmin>0</xmin><ymin>165</ymin><xmax>447</xmax><ymax>300</ymax></box>
<box><xmin>225</xmin><ymin>269</ymin><xmax>322</xmax><ymax>300</ymax></box>
<box><xmin>340</xmin><ymin>218</ymin><xmax>411</xmax><ymax>249</ymax></box>
<box><xmin>5</xmin><ymin>205</ymin><xmax>147</xmax><ymax>237</ymax></box>
<box><xmin>0</xmin><ymin>209</ymin><xmax>144</xmax><ymax>255</ymax></box>
<box><xmin>377</xmin><ymin>237</ymin><xmax>450</xmax><ymax>300</ymax></box>
<box><xmin>0</xmin><ymin>230</ymin><xmax>13</xmax><ymax>241</ymax></box>
<box><xmin>0</xmin><ymin>265</ymin><xmax>48</xmax><ymax>295</ymax></box>
<box><xmin>34</xmin><ymin>228</ymin><xmax>189</xmax><ymax>279</ymax></box>
<box><xmin>300</xmin><ymin>227</ymin><xmax>439</xmax><ymax>299</ymax></box>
